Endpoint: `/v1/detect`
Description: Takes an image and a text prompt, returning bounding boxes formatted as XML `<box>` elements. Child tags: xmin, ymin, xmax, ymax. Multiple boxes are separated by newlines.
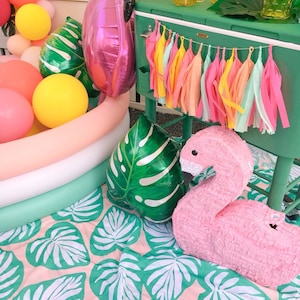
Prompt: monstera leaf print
<box><xmin>198</xmin><ymin>262</ymin><xmax>269</xmax><ymax>300</ymax></box>
<box><xmin>143</xmin><ymin>219</ymin><xmax>180</xmax><ymax>250</ymax></box>
<box><xmin>143</xmin><ymin>248</ymin><xmax>201</xmax><ymax>300</ymax></box>
<box><xmin>279</xmin><ymin>276</ymin><xmax>300</xmax><ymax>299</ymax></box>
<box><xmin>14</xmin><ymin>273</ymin><xmax>85</xmax><ymax>300</ymax></box>
<box><xmin>90</xmin><ymin>252</ymin><xmax>143</xmax><ymax>300</ymax></box>
<box><xmin>90</xmin><ymin>206</ymin><xmax>141</xmax><ymax>256</ymax></box>
<box><xmin>0</xmin><ymin>220</ymin><xmax>41</xmax><ymax>246</ymax></box>
<box><xmin>39</xmin><ymin>17</ymin><xmax>99</xmax><ymax>98</ymax></box>
<box><xmin>246</xmin><ymin>189</ymin><xmax>268</xmax><ymax>204</ymax></box>
<box><xmin>106</xmin><ymin>114</ymin><xmax>186</xmax><ymax>222</ymax></box>
<box><xmin>0</xmin><ymin>249</ymin><xmax>23</xmax><ymax>300</ymax></box>
<box><xmin>26</xmin><ymin>222</ymin><xmax>89</xmax><ymax>269</ymax></box>
<box><xmin>52</xmin><ymin>188</ymin><xmax>103</xmax><ymax>222</ymax></box>
<box><xmin>252</xmin><ymin>168</ymin><xmax>274</xmax><ymax>183</ymax></box>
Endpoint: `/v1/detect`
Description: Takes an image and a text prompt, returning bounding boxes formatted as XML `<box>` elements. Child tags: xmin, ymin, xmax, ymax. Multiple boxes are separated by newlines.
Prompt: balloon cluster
<box><xmin>2</xmin><ymin>0</ymin><xmax>55</xmax><ymax>68</ymax></box>
<box><xmin>0</xmin><ymin>0</ymin><xmax>89</xmax><ymax>143</ymax></box>
<box><xmin>0</xmin><ymin>60</ymin><xmax>88</xmax><ymax>143</ymax></box>
<box><xmin>0</xmin><ymin>0</ymin><xmax>136</xmax><ymax>144</ymax></box>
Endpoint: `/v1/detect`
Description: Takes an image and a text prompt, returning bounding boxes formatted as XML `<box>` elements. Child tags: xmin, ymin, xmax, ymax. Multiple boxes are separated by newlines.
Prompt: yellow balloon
<box><xmin>32</xmin><ymin>74</ymin><xmax>89</xmax><ymax>128</ymax></box>
<box><xmin>15</xmin><ymin>4</ymin><xmax>51</xmax><ymax>41</ymax></box>
<box><xmin>25</xmin><ymin>117</ymin><xmax>49</xmax><ymax>137</ymax></box>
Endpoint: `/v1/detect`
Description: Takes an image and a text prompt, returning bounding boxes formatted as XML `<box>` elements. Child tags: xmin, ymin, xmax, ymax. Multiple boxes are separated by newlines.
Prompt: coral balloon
<box><xmin>21</xmin><ymin>46</ymin><xmax>41</xmax><ymax>69</ymax></box>
<box><xmin>0</xmin><ymin>88</ymin><xmax>34</xmax><ymax>143</ymax></box>
<box><xmin>32</xmin><ymin>74</ymin><xmax>89</xmax><ymax>128</ymax></box>
<box><xmin>9</xmin><ymin>0</ymin><xmax>37</xmax><ymax>8</ymax></box>
<box><xmin>31</xmin><ymin>35</ymin><xmax>48</xmax><ymax>47</ymax></box>
<box><xmin>0</xmin><ymin>60</ymin><xmax>43</xmax><ymax>103</ymax></box>
<box><xmin>15</xmin><ymin>4</ymin><xmax>51</xmax><ymax>40</ymax></box>
<box><xmin>0</xmin><ymin>0</ymin><xmax>11</xmax><ymax>26</ymax></box>
<box><xmin>82</xmin><ymin>0</ymin><xmax>136</xmax><ymax>97</ymax></box>
<box><xmin>7</xmin><ymin>34</ymin><xmax>31</xmax><ymax>56</ymax></box>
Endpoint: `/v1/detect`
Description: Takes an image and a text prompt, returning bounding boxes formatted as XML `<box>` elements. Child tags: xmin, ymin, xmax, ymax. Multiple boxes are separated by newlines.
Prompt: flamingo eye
<box><xmin>192</xmin><ymin>150</ymin><xmax>198</xmax><ymax>156</ymax></box>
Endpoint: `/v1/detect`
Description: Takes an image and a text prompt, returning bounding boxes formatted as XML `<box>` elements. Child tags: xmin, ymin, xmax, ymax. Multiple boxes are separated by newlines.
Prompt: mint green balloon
<box><xmin>106</xmin><ymin>114</ymin><xmax>186</xmax><ymax>223</ymax></box>
<box><xmin>39</xmin><ymin>17</ymin><xmax>99</xmax><ymax>98</ymax></box>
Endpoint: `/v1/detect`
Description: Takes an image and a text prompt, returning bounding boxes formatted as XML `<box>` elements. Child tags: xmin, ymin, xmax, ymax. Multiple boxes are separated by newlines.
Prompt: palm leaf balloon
<box><xmin>209</xmin><ymin>0</ymin><xmax>263</xmax><ymax>19</ymax></box>
<box><xmin>106</xmin><ymin>114</ymin><xmax>186</xmax><ymax>223</ymax></box>
<box><xmin>39</xmin><ymin>17</ymin><xmax>99</xmax><ymax>98</ymax></box>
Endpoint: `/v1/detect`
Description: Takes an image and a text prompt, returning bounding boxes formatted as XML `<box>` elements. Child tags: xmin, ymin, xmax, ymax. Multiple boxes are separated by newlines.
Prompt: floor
<box><xmin>129</xmin><ymin>104</ymin><xmax>300</xmax><ymax>222</ymax></box>
<box><xmin>129</xmin><ymin>106</ymin><xmax>206</xmax><ymax>137</ymax></box>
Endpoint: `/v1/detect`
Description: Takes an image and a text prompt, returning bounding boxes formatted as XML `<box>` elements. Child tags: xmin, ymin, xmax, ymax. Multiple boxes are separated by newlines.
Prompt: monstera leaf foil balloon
<box><xmin>106</xmin><ymin>114</ymin><xmax>186</xmax><ymax>223</ymax></box>
<box><xmin>39</xmin><ymin>17</ymin><xmax>100</xmax><ymax>98</ymax></box>
<box><xmin>82</xmin><ymin>0</ymin><xmax>136</xmax><ymax>97</ymax></box>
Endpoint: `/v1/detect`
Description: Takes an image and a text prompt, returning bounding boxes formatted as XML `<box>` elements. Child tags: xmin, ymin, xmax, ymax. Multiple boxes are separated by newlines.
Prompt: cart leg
<box><xmin>182</xmin><ymin>115</ymin><xmax>193</xmax><ymax>142</ymax></box>
<box><xmin>145</xmin><ymin>98</ymin><xmax>156</xmax><ymax>123</ymax></box>
<box><xmin>267</xmin><ymin>156</ymin><xmax>294</xmax><ymax>211</ymax></box>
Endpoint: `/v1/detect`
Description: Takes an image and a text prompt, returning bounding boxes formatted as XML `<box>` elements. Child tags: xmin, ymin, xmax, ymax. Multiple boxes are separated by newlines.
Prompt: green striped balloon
<box><xmin>39</xmin><ymin>17</ymin><xmax>99</xmax><ymax>98</ymax></box>
<box><xmin>106</xmin><ymin>114</ymin><xmax>186</xmax><ymax>223</ymax></box>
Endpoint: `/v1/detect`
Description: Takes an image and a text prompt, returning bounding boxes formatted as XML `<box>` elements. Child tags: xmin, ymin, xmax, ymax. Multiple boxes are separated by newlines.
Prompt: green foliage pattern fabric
<box><xmin>0</xmin><ymin>146</ymin><xmax>299</xmax><ymax>299</ymax></box>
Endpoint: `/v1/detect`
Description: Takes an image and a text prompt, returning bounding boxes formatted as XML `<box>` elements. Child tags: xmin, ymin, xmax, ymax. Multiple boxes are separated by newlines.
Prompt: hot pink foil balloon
<box><xmin>82</xmin><ymin>0</ymin><xmax>136</xmax><ymax>98</ymax></box>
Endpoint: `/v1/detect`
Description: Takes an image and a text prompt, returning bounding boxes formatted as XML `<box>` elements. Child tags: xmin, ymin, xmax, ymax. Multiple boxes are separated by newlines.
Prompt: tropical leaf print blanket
<box><xmin>0</xmin><ymin>145</ymin><xmax>299</xmax><ymax>300</ymax></box>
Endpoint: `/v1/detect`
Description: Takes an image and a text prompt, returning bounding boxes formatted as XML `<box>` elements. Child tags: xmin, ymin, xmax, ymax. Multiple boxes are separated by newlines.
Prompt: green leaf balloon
<box><xmin>106</xmin><ymin>114</ymin><xmax>186</xmax><ymax>223</ymax></box>
<box><xmin>39</xmin><ymin>17</ymin><xmax>99</xmax><ymax>98</ymax></box>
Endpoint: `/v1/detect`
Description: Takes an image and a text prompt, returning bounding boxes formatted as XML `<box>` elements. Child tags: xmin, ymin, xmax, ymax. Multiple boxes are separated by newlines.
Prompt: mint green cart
<box><xmin>134</xmin><ymin>0</ymin><xmax>300</xmax><ymax>213</ymax></box>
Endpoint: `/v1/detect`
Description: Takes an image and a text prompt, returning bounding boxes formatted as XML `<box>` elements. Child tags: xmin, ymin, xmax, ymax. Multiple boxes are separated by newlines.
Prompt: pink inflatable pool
<box><xmin>0</xmin><ymin>92</ymin><xmax>130</xmax><ymax>231</ymax></box>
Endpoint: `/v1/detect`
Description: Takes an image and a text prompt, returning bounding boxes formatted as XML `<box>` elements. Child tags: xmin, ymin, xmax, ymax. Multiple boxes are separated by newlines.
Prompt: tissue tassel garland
<box><xmin>146</xmin><ymin>21</ymin><xmax>290</xmax><ymax>134</ymax></box>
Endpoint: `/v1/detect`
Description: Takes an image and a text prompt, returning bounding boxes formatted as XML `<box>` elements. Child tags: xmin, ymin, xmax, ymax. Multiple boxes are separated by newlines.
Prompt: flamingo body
<box><xmin>172</xmin><ymin>126</ymin><xmax>300</xmax><ymax>287</ymax></box>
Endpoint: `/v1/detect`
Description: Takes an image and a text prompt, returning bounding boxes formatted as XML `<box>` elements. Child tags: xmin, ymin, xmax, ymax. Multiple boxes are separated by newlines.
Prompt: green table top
<box><xmin>135</xmin><ymin>0</ymin><xmax>300</xmax><ymax>44</ymax></box>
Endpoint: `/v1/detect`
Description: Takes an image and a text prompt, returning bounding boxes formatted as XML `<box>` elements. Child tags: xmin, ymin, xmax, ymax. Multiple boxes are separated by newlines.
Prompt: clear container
<box><xmin>173</xmin><ymin>0</ymin><xmax>196</xmax><ymax>6</ymax></box>
<box><xmin>260</xmin><ymin>0</ymin><xmax>293</xmax><ymax>20</ymax></box>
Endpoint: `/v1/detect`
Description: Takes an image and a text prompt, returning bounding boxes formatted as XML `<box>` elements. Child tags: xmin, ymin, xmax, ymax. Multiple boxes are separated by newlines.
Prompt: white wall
<box><xmin>50</xmin><ymin>0</ymin><xmax>88</xmax><ymax>30</ymax></box>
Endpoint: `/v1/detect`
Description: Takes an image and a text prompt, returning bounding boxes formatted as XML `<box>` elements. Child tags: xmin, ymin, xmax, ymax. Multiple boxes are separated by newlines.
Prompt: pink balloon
<box><xmin>0</xmin><ymin>0</ymin><xmax>11</xmax><ymax>26</ymax></box>
<box><xmin>0</xmin><ymin>55</ymin><xmax>20</xmax><ymax>63</ymax></box>
<box><xmin>82</xmin><ymin>0</ymin><xmax>136</xmax><ymax>98</ymax></box>
<box><xmin>37</xmin><ymin>0</ymin><xmax>55</xmax><ymax>19</ymax></box>
<box><xmin>7</xmin><ymin>33</ymin><xmax>31</xmax><ymax>56</ymax></box>
<box><xmin>0</xmin><ymin>88</ymin><xmax>34</xmax><ymax>143</ymax></box>
<box><xmin>21</xmin><ymin>46</ymin><xmax>41</xmax><ymax>69</ymax></box>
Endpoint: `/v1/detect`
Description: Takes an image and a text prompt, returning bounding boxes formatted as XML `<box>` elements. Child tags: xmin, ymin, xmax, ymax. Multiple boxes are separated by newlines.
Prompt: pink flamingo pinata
<box><xmin>172</xmin><ymin>125</ymin><xmax>300</xmax><ymax>287</ymax></box>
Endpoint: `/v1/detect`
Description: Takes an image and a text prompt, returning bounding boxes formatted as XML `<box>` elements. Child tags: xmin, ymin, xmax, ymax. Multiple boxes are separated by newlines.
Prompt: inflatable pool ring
<box><xmin>0</xmin><ymin>113</ymin><xmax>129</xmax><ymax>207</ymax></box>
<box><xmin>0</xmin><ymin>92</ymin><xmax>130</xmax><ymax>232</ymax></box>
<box><xmin>0</xmin><ymin>92</ymin><xmax>129</xmax><ymax>180</ymax></box>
